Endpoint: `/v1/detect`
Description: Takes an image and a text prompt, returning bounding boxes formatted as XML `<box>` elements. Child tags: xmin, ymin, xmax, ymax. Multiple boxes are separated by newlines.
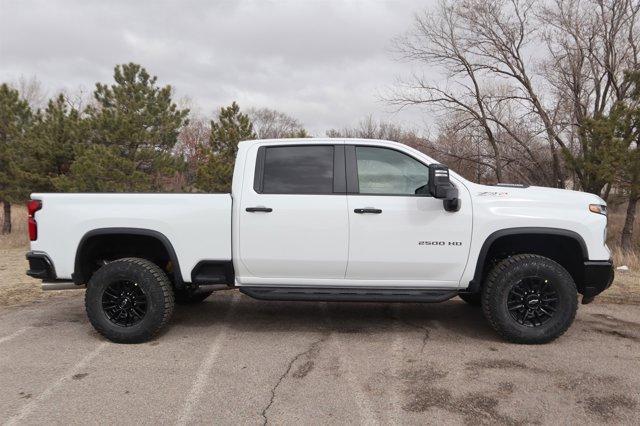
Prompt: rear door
<box><xmin>237</xmin><ymin>143</ymin><xmax>349</xmax><ymax>281</ymax></box>
<box><xmin>345</xmin><ymin>144</ymin><xmax>472</xmax><ymax>287</ymax></box>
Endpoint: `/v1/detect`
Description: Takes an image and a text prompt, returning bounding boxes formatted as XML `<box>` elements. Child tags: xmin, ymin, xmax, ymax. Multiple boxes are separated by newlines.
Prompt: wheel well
<box><xmin>473</xmin><ymin>232</ymin><xmax>587</xmax><ymax>293</ymax></box>
<box><xmin>74</xmin><ymin>230</ymin><xmax>182</xmax><ymax>287</ymax></box>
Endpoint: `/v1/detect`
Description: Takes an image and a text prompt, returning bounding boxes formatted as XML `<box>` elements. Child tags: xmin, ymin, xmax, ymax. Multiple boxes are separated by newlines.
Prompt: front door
<box><xmin>345</xmin><ymin>145</ymin><xmax>472</xmax><ymax>287</ymax></box>
<box><xmin>238</xmin><ymin>144</ymin><xmax>349</xmax><ymax>281</ymax></box>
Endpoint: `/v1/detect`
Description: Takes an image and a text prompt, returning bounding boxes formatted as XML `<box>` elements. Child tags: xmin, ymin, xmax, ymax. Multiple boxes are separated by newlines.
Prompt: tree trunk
<box><xmin>603</xmin><ymin>182</ymin><xmax>612</xmax><ymax>202</ymax></box>
<box><xmin>621</xmin><ymin>194</ymin><xmax>638</xmax><ymax>253</ymax></box>
<box><xmin>548</xmin><ymin>140</ymin><xmax>565</xmax><ymax>189</ymax></box>
<box><xmin>1</xmin><ymin>201</ymin><xmax>11</xmax><ymax>235</ymax></box>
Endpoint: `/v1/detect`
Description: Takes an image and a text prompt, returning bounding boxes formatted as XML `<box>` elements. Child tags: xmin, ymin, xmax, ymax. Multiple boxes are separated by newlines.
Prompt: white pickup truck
<box><xmin>25</xmin><ymin>138</ymin><xmax>613</xmax><ymax>344</ymax></box>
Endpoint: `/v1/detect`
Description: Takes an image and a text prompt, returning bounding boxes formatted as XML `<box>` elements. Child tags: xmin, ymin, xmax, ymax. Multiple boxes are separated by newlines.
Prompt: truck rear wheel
<box><xmin>481</xmin><ymin>254</ymin><xmax>577</xmax><ymax>344</ymax></box>
<box><xmin>85</xmin><ymin>258</ymin><xmax>175</xmax><ymax>343</ymax></box>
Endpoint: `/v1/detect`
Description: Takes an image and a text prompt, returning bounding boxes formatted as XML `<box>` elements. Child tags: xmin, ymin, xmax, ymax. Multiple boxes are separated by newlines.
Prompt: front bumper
<box><xmin>26</xmin><ymin>251</ymin><xmax>57</xmax><ymax>281</ymax></box>
<box><xmin>581</xmin><ymin>260</ymin><xmax>614</xmax><ymax>304</ymax></box>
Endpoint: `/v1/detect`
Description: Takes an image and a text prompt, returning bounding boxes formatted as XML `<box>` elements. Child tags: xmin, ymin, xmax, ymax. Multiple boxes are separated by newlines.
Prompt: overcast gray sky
<box><xmin>0</xmin><ymin>0</ymin><xmax>434</xmax><ymax>135</ymax></box>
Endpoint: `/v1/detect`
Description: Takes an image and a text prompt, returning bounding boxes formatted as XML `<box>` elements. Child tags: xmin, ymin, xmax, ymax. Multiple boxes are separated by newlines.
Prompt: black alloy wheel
<box><xmin>102</xmin><ymin>280</ymin><xmax>148</xmax><ymax>327</ymax></box>
<box><xmin>506</xmin><ymin>276</ymin><xmax>558</xmax><ymax>327</ymax></box>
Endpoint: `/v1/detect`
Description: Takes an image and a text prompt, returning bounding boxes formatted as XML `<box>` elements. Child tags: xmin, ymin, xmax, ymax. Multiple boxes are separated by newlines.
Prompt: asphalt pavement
<box><xmin>1</xmin><ymin>291</ymin><xmax>639</xmax><ymax>425</ymax></box>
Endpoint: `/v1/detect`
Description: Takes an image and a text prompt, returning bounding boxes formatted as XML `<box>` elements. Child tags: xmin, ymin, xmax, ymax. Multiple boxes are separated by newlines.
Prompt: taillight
<box><xmin>27</xmin><ymin>200</ymin><xmax>42</xmax><ymax>241</ymax></box>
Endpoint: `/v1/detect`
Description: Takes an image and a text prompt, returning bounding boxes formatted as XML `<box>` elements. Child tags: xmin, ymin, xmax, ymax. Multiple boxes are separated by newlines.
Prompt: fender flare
<box><xmin>73</xmin><ymin>227</ymin><xmax>183</xmax><ymax>286</ymax></box>
<box><xmin>466</xmin><ymin>227</ymin><xmax>588</xmax><ymax>293</ymax></box>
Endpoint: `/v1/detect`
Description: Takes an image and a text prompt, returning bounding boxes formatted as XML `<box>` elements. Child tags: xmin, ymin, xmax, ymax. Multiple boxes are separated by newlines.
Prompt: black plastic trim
<box><xmin>240</xmin><ymin>286</ymin><xmax>457</xmax><ymax>303</ymax></box>
<box><xmin>74</xmin><ymin>228</ymin><xmax>183</xmax><ymax>286</ymax></box>
<box><xmin>581</xmin><ymin>260</ymin><xmax>614</xmax><ymax>304</ymax></box>
<box><xmin>333</xmin><ymin>145</ymin><xmax>346</xmax><ymax>193</ymax></box>
<box><xmin>345</xmin><ymin>145</ymin><xmax>359</xmax><ymax>193</ymax></box>
<box><xmin>354</xmin><ymin>208</ymin><xmax>382</xmax><ymax>214</ymax></box>
<box><xmin>191</xmin><ymin>260</ymin><xmax>235</xmax><ymax>286</ymax></box>
<box><xmin>253</xmin><ymin>146</ymin><xmax>266</xmax><ymax>193</ymax></box>
<box><xmin>26</xmin><ymin>251</ymin><xmax>57</xmax><ymax>281</ymax></box>
<box><xmin>467</xmin><ymin>227</ymin><xmax>589</xmax><ymax>293</ymax></box>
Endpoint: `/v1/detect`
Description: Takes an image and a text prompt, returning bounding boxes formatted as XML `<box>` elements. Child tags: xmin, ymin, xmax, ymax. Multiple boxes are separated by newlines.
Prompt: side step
<box><xmin>240</xmin><ymin>287</ymin><xmax>458</xmax><ymax>303</ymax></box>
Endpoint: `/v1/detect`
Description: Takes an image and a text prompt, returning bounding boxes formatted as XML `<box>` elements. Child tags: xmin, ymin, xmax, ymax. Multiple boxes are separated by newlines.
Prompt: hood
<box><xmin>469</xmin><ymin>183</ymin><xmax>606</xmax><ymax>206</ymax></box>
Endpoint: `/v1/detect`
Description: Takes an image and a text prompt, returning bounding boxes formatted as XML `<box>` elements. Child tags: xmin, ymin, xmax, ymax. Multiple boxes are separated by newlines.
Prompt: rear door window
<box><xmin>261</xmin><ymin>145</ymin><xmax>334</xmax><ymax>194</ymax></box>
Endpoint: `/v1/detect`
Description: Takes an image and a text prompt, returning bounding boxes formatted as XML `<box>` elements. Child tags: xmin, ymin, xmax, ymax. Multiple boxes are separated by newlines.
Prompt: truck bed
<box><xmin>30</xmin><ymin>193</ymin><xmax>232</xmax><ymax>282</ymax></box>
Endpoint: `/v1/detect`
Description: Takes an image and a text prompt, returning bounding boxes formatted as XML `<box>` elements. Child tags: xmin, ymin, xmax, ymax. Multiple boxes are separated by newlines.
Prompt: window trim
<box><xmin>345</xmin><ymin>144</ymin><xmax>432</xmax><ymax>197</ymax></box>
<box><xmin>253</xmin><ymin>144</ymin><xmax>347</xmax><ymax>195</ymax></box>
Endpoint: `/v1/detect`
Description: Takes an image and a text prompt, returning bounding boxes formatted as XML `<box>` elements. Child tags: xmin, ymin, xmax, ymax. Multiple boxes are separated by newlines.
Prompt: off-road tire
<box><xmin>481</xmin><ymin>254</ymin><xmax>577</xmax><ymax>344</ymax></box>
<box><xmin>458</xmin><ymin>293</ymin><xmax>481</xmax><ymax>306</ymax></box>
<box><xmin>85</xmin><ymin>258</ymin><xmax>175</xmax><ymax>343</ymax></box>
<box><xmin>174</xmin><ymin>288</ymin><xmax>214</xmax><ymax>305</ymax></box>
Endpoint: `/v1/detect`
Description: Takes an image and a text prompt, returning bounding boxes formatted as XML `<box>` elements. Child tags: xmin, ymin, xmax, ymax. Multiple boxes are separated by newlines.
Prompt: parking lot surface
<box><xmin>1</xmin><ymin>291</ymin><xmax>639</xmax><ymax>425</ymax></box>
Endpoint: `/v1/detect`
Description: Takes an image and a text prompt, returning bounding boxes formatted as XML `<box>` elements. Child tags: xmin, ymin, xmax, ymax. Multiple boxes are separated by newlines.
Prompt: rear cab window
<box><xmin>254</xmin><ymin>145</ymin><xmax>346</xmax><ymax>194</ymax></box>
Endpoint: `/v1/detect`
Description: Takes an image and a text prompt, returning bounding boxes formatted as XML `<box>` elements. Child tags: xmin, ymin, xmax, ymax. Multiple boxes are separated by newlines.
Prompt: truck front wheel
<box><xmin>481</xmin><ymin>254</ymin><xmax>577</xmax><ymax>344</ymax></box>
<box><xmin>85</xmin><ymin>258</ymin><xmax>175</xmax><ymax>343</ymax></box>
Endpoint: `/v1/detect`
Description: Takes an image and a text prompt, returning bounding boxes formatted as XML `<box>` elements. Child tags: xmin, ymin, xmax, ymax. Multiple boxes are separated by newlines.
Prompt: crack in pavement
<box><xmin>260</xmin><ymin>334</ymin><xmax>328</xmax><ymax>425</ymax></box>
<box><xmin>389</xmin><ymin>314</ymin><xmax>430</xmax><ymax>353</ymax></box>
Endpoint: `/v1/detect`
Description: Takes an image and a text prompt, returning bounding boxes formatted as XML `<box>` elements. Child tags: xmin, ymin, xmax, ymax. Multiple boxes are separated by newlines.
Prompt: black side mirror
<box><xmin>428</xmin><ymin>164</ymin><xmax>461</xmax><ymax>212</ymax></box>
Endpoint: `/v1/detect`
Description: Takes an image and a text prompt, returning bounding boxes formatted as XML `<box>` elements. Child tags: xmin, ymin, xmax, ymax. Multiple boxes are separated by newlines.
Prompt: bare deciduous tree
<box><xmin>326</xmin><ymin>115</ymin><xmax>421</xmax><ymax>143</ymax></box>
<box><xmin>390</xmin><ymin>0</ymin><xmax>639</xmax><ymax>193</ymax></box>
<box><xmin>246</xmin><ymin>107</ymin><xmax>309</xmax><ymax>139</ymax></box>
<box><xmin>15</xmin><ymin>75</ymin><xmax>47</xmax><ymax>110</ymax></box>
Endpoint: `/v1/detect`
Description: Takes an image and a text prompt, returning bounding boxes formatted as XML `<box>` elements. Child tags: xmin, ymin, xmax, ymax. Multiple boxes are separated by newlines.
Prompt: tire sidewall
<box><xmin>86</xmin><ymin>260</ymin><xmax>170</xmax><ymax>342</ymax></box>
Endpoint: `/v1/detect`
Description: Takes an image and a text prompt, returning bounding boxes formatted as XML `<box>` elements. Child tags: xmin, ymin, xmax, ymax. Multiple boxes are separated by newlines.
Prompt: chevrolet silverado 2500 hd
<box><xmin>25</xmin><ymin>138</ymin><xmax>614</xmax><ymax>344</ymax></box>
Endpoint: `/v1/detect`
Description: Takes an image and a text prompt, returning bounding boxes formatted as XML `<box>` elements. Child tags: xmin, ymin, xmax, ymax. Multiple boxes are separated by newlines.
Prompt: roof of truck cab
<box><xmin>239</xmin><ymin>138</ymin><xmax>406</xmax><ymax>147</ymax></box>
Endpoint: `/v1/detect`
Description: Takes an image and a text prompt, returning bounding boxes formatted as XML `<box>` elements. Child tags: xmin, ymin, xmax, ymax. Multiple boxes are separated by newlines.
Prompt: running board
<box><xmin>42</xmin><ymin>282</ymin><xmax>85</xmax><ymax>291</ymax></box>
<box><xmin>239</xmin><ymin>287</ymin><xmax>458</xmax><ymax>303</ymax></box>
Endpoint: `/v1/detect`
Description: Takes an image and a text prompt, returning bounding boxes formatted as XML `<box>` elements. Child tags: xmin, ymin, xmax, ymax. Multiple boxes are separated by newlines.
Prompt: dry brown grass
<box><xmin>0</xmin><ymin>247</ymin><xmax>73</xmax><ymax>307</ymax></box>
<box><xmin>0</xmin><ymin>204</ymin><xmax>29</xmax><ymax>250</ymax></box>
<box><xmin>607</xmin><ymin>204</ymin><xmax>640</xmax><ymax>269</ymax></box>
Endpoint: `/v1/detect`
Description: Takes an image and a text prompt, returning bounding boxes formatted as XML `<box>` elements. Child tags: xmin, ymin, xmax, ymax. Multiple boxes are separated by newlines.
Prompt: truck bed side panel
<box><xmin>29</xmin><ymin>193</ymin><xmax>232</xmax><ymax>282</ymax></box>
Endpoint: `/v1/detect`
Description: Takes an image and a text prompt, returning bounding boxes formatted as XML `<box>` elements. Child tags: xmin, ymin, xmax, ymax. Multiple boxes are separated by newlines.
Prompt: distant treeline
<box><xmin>0</xmin><ymin>63</ymin><xmax>312</xmax><ymax>234</ymax></box>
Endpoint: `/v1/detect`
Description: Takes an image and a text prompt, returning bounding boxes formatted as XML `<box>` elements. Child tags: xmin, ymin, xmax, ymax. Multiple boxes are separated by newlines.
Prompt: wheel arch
<box><xmin>73</xmin><ymin>227</ymin><xmax>183</xmax><ymax>287</ymax></box>
<box><xmin>468</xmin><ymin>227</ymin><xmax>588</xmax><ymax>294</ymax></box>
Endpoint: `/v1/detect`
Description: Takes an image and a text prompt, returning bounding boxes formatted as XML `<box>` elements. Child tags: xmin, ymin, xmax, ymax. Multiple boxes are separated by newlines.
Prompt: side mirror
<box><xmin>428</xmin><ymin>164</ymin><xmax>461</xmax><ymax>212</ymax></box>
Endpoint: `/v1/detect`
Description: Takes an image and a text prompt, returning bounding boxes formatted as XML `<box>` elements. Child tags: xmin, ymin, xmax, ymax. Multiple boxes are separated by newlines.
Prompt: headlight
<box><xmin>589</xmin><ymin>204</ymin><xmax>607</xmax><ymax>216</ymax></box>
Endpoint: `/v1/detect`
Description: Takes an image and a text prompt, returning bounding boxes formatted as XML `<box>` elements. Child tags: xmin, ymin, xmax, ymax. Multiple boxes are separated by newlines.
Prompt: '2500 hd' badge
<box><xmin>418</xmin><ymin>241</ymin><xmax>463</xmax><ymax>246</ymax></box>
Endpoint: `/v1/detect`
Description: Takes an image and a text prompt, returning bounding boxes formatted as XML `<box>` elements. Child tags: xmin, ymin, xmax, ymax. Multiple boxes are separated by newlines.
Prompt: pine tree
<box><xmin>616</xmin><ymin>71</ymin><xmax>640</xmax><ymax>252</ymax></box>
<box><xmin>0</xmin><ymin>83</ymin><xmax>32</xmax><ymax>234</ymax></box>
<box><xmin>28</xmin><ymin>94</ymin><xmax>85</xmax><ymax>191</ymax></box>
<box><xmin>570</xmin><ymin>112</ymin><xmax>628</xmax><ymax>196</ymax></box>
<box><xmin>56</xmin><ymin>63</ymin><xmax>189</xmax><ymax>192</ymax></box>
<box><xmin>196</xmin><ymin>102</ymin><xmax>256</xmax><ymax>192</ymax></box>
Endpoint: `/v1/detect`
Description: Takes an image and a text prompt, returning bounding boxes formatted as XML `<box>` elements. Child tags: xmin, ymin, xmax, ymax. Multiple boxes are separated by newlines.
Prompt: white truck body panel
<box><xmin>29</xmin><ymin>193</ymin><xmax>232</xmax><ymax>281</ymax></box>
